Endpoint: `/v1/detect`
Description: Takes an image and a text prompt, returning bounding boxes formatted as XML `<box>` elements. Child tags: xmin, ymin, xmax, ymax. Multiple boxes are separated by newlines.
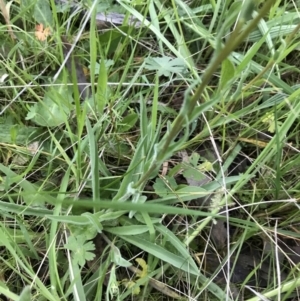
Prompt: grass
<box><xmin>1</xmin><ymin>0</ymin><xmax>300</xmax><ymax>300</ymax></box>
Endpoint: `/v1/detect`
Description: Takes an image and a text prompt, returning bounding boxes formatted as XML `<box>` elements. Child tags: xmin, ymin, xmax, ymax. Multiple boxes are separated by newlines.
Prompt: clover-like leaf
<box><xmin>144</xmin><ymin>56</ymin><xmax>186</xmax><ymax>77</ymax></box>
<box><xmin>64</xmin><ymin>235</ymin><xmax>95</xmax><ymax>267</ymax></box>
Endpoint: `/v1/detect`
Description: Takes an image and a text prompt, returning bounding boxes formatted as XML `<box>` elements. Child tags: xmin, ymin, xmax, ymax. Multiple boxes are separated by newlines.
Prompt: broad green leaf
<box><xmin>220</xmin><ymin>58</ymin><xmax>235</xmax><ymax>90</ymax></box>
<box><xmin>153</xmin><ymin>177</ymin><xmax>178</xmax><ymax>198</ymax></box>
<box><xmin>183</xmin><ymin>167</ymin><xmax>208</xmax><ymax>183</ymax></box>
<box><xmin>105</xmin><ymin>225</ymin><xmax>149</xmax><ymax>236</ymax></box>
<box><xmin>174</xmin><ymin>186</ymin><xmax>209</xmax><ymax>201</ymax></box>
<box><xmin>117</xmin><ymin>112</ymin><xmax>139</xmax><ymax>132</ymax></box>
<box><xmin>62</xmin><ymin>198</ymin><xmax>214</xmax><ymax>218</ymax></box>
<box><xmin>46</xmin><ymin>215</ymin><xmax>91</xmax><ymax>225</ymax></box>
<box><xmin>0</xmin><ymin>123</ymin><xmax>40</xmax><ymax>144</ymax></box>
<box><xmin>240</xmin><ymin>0</ymin><xmax>255</xmax><ymax>21</ymax></box>
<box><xmin>96</xmin><ymin>56</ymin><xmax>108</xmax><ymax>114</ymax></box>
<box><xmin>112</xmin><ymin>136</ymin><xmax>147</xmax><ymax>201</ymax></box>
<box><xmin>120</xmin><ymin>235</ymin><xmax>199</xmax><ymax>275</ymax></box>
<box><xmin>82</xmin><ymin>212</ymin><xmax>103</xmax><ymax>232</ymax></box>
<box><xmin>26</xmin><ymin>88</ymin><xmax>71</xmax><ymax>127</ymax></box>
<box><xmin>189</xmin><ymin>152</ymin><xmax>201</xmax><ymax>167</ymax></box>
<box><xmin>33</xmin><ymin>0</ymin><xmax>53</xmax><ymax>26</ymax></box>
<box><xmin>47</xmin><ymin>211</ymin><xmax>127</xmax><ymax>225</ymax></box>
<box><xmin>155</xmin><ymin>224</ymin><xmax>191</xmax><ymax>260</ymax></box>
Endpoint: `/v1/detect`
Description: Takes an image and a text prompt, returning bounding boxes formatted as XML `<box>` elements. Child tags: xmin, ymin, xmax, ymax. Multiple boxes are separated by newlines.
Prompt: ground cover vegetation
<box><xmin>0</xmin><ymin>0</ymin><xmax>300</xmax><ymax>300</ymax></box>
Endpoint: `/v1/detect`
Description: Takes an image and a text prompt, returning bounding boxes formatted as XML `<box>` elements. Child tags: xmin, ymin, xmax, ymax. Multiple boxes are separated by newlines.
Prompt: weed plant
<box><xmin>0</xmin><ymin>0</ymin><xmax>300</xmax><ymax>300</ymax></box>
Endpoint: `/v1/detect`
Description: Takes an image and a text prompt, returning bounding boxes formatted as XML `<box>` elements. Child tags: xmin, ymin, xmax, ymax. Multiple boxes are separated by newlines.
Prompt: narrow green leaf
<box><xmin>0</xmin><ymin>284</ymin><xmax>18</xmax><ymax>301</ymax></box>
<box><xmin>0</xmin><ymin>200</ymin><xmax>53</xmax><ymax>216</ymax></box>
<box><xmin>70</xmin><ymin>261</ymin><xmax>86</xmax><ymax>301</ymax></box>
<box><xmin>155</xmin><ymin>224</ymin><xmax>191</xmax><ymax>259</ymax></box>
<box><xmin>47</xmin><ymin>215</ymin><xmax>90</xmax><ymax>225</ymax></box>
<box><xmin>105</xmin><ymin>225</ymin><xmax>149</xmax><ymax>236</ymax></box>
<box><xmin>86</xmin><ymin>119</ymin><xmax>99</xmax><ymax>200</ymax></box>
<box><xmin>97</xmin><ymin>58</ymin><xmax>108</xmax><ymax>114</ymax></box>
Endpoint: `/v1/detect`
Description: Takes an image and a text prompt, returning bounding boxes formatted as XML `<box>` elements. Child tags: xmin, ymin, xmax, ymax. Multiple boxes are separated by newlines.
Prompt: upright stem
<box><xmin>134</xmin><ymin>0</ymin><xmax>276</xmax><ymax>188</ymax></box>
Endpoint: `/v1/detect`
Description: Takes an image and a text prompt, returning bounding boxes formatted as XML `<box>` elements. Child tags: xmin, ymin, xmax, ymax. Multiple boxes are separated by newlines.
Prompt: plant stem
<box><xmin>134</xmin><ymin>0</ymin><xmax>276</xmax><ymax>188</ymax></box>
